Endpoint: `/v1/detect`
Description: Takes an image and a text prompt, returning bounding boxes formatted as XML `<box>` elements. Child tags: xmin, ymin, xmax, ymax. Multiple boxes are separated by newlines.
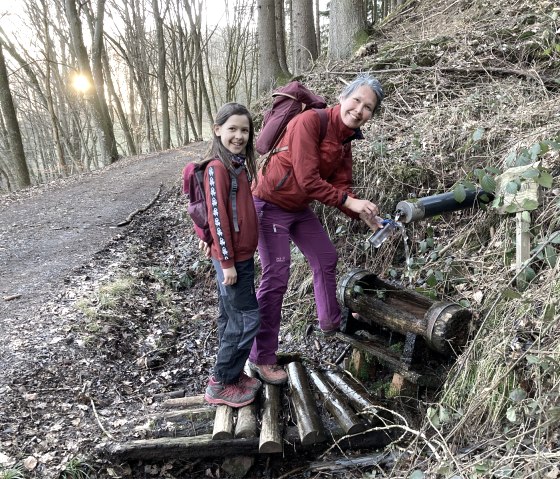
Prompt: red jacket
<box><xmin>252</xmin><ymin>104</ymin><xmax>362</xmax><ymax>218</ymax></box>
<box><xmin>205</xmin><ymin>159</ymin><xmax>258</xmax><ymax>269</ymax></box>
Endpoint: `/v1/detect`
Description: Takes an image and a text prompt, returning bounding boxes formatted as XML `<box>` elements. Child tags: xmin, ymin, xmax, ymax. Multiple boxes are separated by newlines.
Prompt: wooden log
<box><xmin>102</xmin><ymin>426</ymin><xmax>392</xmax><ymax>460</ymax></box>
<box><xmin>212</xmin><ymin>405</ymin><xmax>234</xmax><ymax>440</ymax></box>
<box><xmin>259</xmin><ymin>383</ymin><xmax>283</xmax><ymax>453</ymax></box>
<box><xmin>308</xmin><ymin>369</ymin><xmax>366</xmax><ymax>436</ymax></box>
<box><xmin>286</xmin><ymin>362</ymin><xmax>326</xmax><ymax>446</ymax></box>
<box><xmin>160</xmin><ymin>394</ymin><xmax>205</xmax><ymax>409</ymax></box>
<box><xmin>235</xmin><ymin>404</ymin><xmax>258</xmax><ymax>439</ymax></box>
<box><xmin>322</xmin><ymin>370</ymin><xmax>390</xmax><ymax>426</ymax></box>
<box><xmin>336</xmin><ymin>332</ymin><xmax>441</xmax><ymax>387</ymax></box>
<box><xmin>338</xmin><ymin>269</ymin><xmax>471</xmax><ymax>354</ymax></box>
<box><xmin>133</xmin><ymin>407</ymin><xmax>215</xmax><ymax>439</ymax></box>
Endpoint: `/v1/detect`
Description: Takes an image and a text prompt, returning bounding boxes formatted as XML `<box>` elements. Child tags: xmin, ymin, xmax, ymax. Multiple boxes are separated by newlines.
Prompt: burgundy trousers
<box><xmin>249</xmin><ymin>197</ymin><xmax>341</xmax><ymax>365</ymax></box>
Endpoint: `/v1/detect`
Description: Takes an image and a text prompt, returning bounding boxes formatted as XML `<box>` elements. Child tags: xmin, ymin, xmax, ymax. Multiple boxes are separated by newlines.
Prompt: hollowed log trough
<box><xmin>337</xmin><ymin>269</ymin><xmax>473</xmax><ymax>386</ymax></box>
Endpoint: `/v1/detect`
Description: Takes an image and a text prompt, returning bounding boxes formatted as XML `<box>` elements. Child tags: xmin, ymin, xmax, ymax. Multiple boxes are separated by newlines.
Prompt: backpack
<box><xmin>256</xmin><ymin>81</ymin><xmax>329</xmax><ymax>166</ymax></box>
<box><xmin>182</xmin><ymin>160</ymin><xmax>241</xmax><ymax>245</ymax></box>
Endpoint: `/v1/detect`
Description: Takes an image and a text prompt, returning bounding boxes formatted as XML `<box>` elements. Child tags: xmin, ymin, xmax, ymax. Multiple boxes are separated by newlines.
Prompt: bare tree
<box><xmin>153</xmin><ymin>0</ymin><xmax>171</xmax><ymax>149</ymax></box>
<box><xmin>257</xmin><ymin>0</ymin><xmax>285</xmax><ymax>92</ymax></box>
<box><xmin>328</xmin><ymin>0</ymin><xmax>367</xmax><ymax>60</ymax></box>
<box><xmin>0</xmin><ymin>44</ymin><xmax>30</xmax><ymax>189</ymax></box>
<box><xmin>64</xmin><ymin>0</ymin><xmax>118</xmax><ymax>163</ymax></box>
<box><xmin>292</xmin><ymin>0</ymin><xmax>317</xmax><ymax>75</ymax></box>
<box><xmin>275</xmin><ymin>0</ymin><xmax>290</xmax><ymax>76</ymax></box>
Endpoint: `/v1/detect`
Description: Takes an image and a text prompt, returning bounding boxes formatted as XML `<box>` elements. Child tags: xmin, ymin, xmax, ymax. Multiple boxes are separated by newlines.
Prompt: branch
<box><xmin>117</xmin><ymin>183</ymin><xmax>163</xmax><ymax>227</ymax></box>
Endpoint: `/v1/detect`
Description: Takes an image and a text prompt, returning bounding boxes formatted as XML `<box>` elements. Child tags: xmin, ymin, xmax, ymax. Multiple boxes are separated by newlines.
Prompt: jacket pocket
<box><xmin>274</xmin><ymin>169</ymin><xmax>292</xmax><ymax>191</ymax></box>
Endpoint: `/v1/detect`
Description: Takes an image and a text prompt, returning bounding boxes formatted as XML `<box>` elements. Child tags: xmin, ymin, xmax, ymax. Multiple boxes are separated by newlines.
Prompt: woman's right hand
<box><xmin>359</xmin><ymin>212</ymin><xmax>385</xmax><ymax>232</ymax></box>
<box><xmin>344</xmin><ymin>196</ymin><xmax>379</xmax><ymax>217</ymax></box>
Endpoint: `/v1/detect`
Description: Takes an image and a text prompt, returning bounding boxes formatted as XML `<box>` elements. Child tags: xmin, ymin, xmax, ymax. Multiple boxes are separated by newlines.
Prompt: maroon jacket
<box><xmin>204</xmin><ymin>159</ymin><xmax>258</xmax><ymax>269</ymax></box>
<box><xmin>252</xmin><ymin>104</ymin><xmax>362</xmax><ymax>218</ymax></box>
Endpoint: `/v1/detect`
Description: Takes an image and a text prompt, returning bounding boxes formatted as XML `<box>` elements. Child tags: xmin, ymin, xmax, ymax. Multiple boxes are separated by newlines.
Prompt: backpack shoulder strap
<box><xmin>314</xmin><ymin>108</ymin><xmax>328</xmax><ymax>143</ymax></box>
<box><xmin>229</xmin><ymin>166</ymin><xmax>244</xmax><ymax>233</ymax></box>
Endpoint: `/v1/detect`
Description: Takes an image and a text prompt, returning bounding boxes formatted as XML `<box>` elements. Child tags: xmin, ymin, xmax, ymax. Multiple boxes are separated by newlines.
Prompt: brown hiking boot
<box><xmin>248</xmin><ymin>361</ymin><xmax>288</xmax><ymax>385</ymax></box>
<box><xmin>204</xmin><ymin>377</ymin><xmax>256</xmax><ymax>407</ymax></box>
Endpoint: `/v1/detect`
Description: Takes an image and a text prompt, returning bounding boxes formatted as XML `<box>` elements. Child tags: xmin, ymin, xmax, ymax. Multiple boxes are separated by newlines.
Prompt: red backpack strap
<box><xmin>314</xmin><ymin>108</ymin><xmax>328</xmax><ymax>143</ymax></box>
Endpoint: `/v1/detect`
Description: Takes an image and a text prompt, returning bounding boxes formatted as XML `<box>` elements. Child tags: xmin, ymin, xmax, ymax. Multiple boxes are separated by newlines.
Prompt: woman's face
<box><xmin>339</xmin><ymin>85</ymin><xmax>378</xmax><ymax>129</ymax></box>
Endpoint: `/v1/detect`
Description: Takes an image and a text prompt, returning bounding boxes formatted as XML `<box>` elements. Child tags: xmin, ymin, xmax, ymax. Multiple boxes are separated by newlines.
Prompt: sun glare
<box><xmin>72</xmin><ymin>74</ymin><xmax>91</xmax><ymax>93</ymax></box>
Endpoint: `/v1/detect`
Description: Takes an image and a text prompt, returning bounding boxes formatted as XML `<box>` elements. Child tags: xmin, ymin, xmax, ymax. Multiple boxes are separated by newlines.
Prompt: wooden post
<box><xmin>286</xmin><ymin>362</ymin><xmax>326</xmax><ymax>445</ymax></box>
<box><xmin>516</xmin><ymin>211</ymin><xmax>531</xmax><ymax>290</ymax></box>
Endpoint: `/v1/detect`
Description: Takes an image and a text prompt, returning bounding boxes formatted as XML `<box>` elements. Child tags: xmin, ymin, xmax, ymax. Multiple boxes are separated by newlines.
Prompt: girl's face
<box><xmin>339</xmin><ymin>85</ymin><xmax>377</xmax><ymax>129</ymax></box>
<box><xmin>214</xmin><ymin>114</ymin><xmax>251</xmax><ymax>155</ymax></box>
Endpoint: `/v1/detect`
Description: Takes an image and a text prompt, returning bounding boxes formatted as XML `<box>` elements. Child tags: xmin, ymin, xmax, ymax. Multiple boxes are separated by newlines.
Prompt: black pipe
<box><xmin>396</xmin><ymin>189</ymin><xmax>493</xmax><ymax>223</ymax></box>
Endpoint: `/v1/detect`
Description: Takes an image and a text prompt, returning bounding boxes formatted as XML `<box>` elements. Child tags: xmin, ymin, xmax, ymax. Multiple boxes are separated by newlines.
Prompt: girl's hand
<box><xmin>222</xmin><ymin>266</ymin><xmax>237</xmax><ymax>285</ymax></box>
<box><xmin>344</xmin><ymin>196</ymin><xmax>379</xmax><ymax>217</ymax></box>
<box><xmin>199</xmin><ymin>239</ymin><xmax>211</xmax><ymax>258</ymax></box>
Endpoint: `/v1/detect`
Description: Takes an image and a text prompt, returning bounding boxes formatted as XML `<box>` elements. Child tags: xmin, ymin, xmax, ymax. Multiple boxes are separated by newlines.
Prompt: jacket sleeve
<box><xmin>289</xmin><ymin>111</ymin><xmax>347</xmax><ymax>208</ymax></box>
<box><xmin>205</xmin><ymin>163</ymin><xmax>236</xmax><ymax>269</ymax></box>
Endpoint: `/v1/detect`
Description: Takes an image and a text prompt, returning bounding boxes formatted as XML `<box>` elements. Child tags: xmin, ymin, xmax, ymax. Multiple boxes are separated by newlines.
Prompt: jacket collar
<box><xmin>330</xmin><ymin>104</ymin><xmax>365</xmax><ymax>144</ymax></box>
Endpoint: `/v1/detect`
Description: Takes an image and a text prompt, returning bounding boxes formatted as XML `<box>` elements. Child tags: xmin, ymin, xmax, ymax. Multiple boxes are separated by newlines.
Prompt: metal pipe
<box><xmin>396</xmin><ymin>189</ymin><xmax>493</xmax><ymax>223</ymax></box>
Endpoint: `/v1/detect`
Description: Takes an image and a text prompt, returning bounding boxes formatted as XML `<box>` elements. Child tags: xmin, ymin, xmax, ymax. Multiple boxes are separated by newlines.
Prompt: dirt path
<box><xmin>0</xmin><ymin>143</ymin><xmax>206</xmax><ymax>359</ymax></box>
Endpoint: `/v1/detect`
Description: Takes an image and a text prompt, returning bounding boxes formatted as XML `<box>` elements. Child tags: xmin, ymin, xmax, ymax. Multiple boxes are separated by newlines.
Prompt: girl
<box><xmin>202</xmin><ymin>103</ymin><xmax>261</xmax><ymax>407</ymax></box>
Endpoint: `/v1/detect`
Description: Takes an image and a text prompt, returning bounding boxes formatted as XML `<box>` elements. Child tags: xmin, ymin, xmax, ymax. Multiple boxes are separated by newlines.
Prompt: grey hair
<box><xmin>340</xmin><ymin>74</ymin><xmax>384</xmax><ymax>113</ymax></box>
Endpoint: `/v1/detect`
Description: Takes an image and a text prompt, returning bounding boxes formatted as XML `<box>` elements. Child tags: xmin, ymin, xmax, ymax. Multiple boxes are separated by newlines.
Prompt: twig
<box><xmin>90</xmin><ymin>398</ymin><xmax>116</xmax><ymax>440</ymax></box>
<box><xmin>117</xmin><ymin>183</ymin><xmax>163</xmax><ymax>227</ymax></box>
<box><xmin>2</xmin><ymin>294</ymin><xmax>21</xmax><ymax>301</ymax></box>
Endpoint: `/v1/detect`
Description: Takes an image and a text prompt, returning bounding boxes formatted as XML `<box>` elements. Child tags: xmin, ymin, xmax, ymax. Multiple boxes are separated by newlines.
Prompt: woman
<box><xmin>248</xmin><ymin>74</ymin><xmax>384</xmax><ymax>385</ymax></box>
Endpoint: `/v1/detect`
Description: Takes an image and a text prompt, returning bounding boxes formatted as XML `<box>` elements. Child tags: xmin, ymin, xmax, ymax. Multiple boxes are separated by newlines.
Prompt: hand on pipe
<box><xmin>222</xmin><ymin>266</ymin><xmax>237</xmax><ymax>285</ymax></box>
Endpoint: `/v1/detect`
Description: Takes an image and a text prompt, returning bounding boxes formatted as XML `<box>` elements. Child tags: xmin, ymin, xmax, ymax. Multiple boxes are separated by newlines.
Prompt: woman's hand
<box><xmin>344</xmin><ymin>196</ymin><xmax>379</xmax><ymax>217</ymax></box>
<box><xmin>222</xmin><ymin>266</ymin><xmax>237</xmax><ymax>285</ymax></box>
<box><xmin>359</xmin><ymin>212</ymin><xmax>385</xmax><ymax>232</ymax></box>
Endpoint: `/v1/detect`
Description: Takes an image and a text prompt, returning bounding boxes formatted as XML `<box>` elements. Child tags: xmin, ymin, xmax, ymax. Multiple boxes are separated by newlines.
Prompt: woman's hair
<box><xmin>339</xmin><ymin>73</ymin><xmax>384</xmax><ymax>113</ymax></box>
<box><xmin>206</xmin><ymin>102</ymin><xmax>257</xmax><ymax>180</ymax></box>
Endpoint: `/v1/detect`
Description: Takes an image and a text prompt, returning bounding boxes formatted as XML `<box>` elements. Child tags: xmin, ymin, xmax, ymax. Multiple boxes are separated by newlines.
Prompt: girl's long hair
<box><xmin>205</xmin><ymin>102</ymin><xmax>257</xmax><ymax>181</ymax></box>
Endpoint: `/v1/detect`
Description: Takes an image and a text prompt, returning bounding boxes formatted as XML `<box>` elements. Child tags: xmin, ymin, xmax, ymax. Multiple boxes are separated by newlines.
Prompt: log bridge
<box><xmin>103</xmin><ymin>269</ymin><xmax>473</xmax><ymax>466</ymax></box>
<box><xmin>337</xmin><ymin>269</ymin><xmax>473</xmax><ymax>387</ymax></box>
<box><xmin>102</xmin><ymin>363</ymin><xmax>392</xmax><ymax>461</ymax></box>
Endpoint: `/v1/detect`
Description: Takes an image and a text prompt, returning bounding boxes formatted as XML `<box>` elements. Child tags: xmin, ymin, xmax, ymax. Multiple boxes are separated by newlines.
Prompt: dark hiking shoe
<box><xmin>238</xmin><ymin>372</ymin><xmax>262</xmax><ymax>392</ymax></box>
<box><xmin>247</xmin><ymin>361</ymin><xmax>288</xmax><ymax>385</ymax></box>
<box><xmin>204</xmin><ymin>377</ymin><xmax>256</xmax><ymax>407</ymax></box>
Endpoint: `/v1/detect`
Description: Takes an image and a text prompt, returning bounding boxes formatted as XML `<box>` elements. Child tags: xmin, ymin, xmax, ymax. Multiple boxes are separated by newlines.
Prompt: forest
<box><xmin>0</xmin><ymin>0</ymin><xmax>559</xmax><ymax>477</ymax></box>
<box><xmin>0</xmin><ymin>0</ymin><xmax>393</xmax><ymax>192</ymax></box>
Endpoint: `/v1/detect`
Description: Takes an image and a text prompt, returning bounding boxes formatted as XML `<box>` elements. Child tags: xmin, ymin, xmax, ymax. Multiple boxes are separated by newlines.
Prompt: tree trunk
<box><xmin>257</xmin><ymin>0</ymin><xmax>285</xmax><ymax>93</ymax></box>
<box><xmin>274</xmin><ymin>0</ymin><xmax>290</xmax><ymax>76</ymax></box>
<box><xmin>292</xmin><ymin>0</ymin><xmax>317</xmax><ymax>75</ymax></box>
<box><xmin>153</xmin><ymin>0</ymin><xmax>171</xmax><ymax>149</ymax></box>
<box><xmin>0</xmin><ymin>44</ymin><xmax>31</xmax><ymax>189</ymax></box>
<box><xmin>64</xmin><ymin>0</ymin><xmax>118</xmax><ymax>164</ymax></box>
<box><xmin>328</xmin><ymin>0</ymin><xmax>368</xmax><ymax>60</ymax></box>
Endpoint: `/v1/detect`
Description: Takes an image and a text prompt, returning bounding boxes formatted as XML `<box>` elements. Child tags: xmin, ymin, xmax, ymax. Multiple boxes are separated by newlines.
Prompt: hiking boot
<box><xmin>204</xmin><ymin>377</ymin><xmax>256</xmax><ymax>407</ymax></box>
<box><xmin>248</xmin><ymin>361</ymin><xmax>288</xmax><ymax>385</ymax></box>
<box><xmin>238</xmin><ymin>372</ymin><xmax>262</xmax><ymax>392</ymax></box>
